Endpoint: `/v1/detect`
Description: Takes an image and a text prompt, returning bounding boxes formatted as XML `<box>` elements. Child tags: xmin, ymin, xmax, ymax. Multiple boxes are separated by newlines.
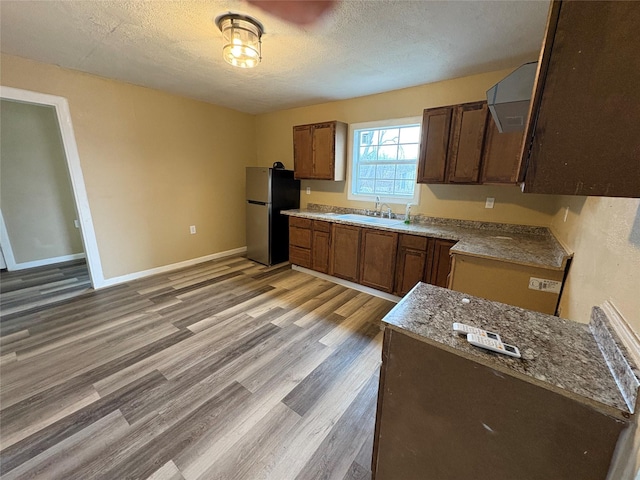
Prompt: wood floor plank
<box><xmin>0</xmin><ymin>370</ymin><xmax>168</xmax><ymax>475</ymax></box>
<box><xmin>96</xmin><ymin>382</ymin><xmax>252</xmax><ymax>480</ymax></box>
<box><xmin>196</xmin><ymin>402</ymin><xmax>301</xmax><ymax>480</ymax></box>
<box><xmin>0</xmin><ymin>256</ymin><xmax>397</xmax><ymax>480</ymax></box>
<box><xmin>294</xmin><ymin>372</ymin><xmax>380</xmax><ymax>480</ymax></box>
<box><xmin>283</xmin><ymin>320</ymin><xmax>382</xmax><ymax>416</ymax></box>
<box><xmin>147</xmin><ymin>460</ymin><xmax>186</xmax><ymax>480</ymax></box>
<box><xmin>2</xmin><ymin>410</ymin><xmax>131</xmax><ymax>480</ymax></box>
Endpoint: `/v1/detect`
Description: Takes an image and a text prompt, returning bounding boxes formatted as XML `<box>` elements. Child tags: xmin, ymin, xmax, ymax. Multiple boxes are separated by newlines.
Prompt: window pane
<box><xmin>397</xmin><ymin>164</ymin><xmax>417</xmax><ymax>180</ymax></box>
<box><xmin>378</xmin><ymin>145</ymin><xmax>398</xmax><ymax>160</ymax></box>
<box><xmin>374</xmin><ymin>180</ymin><xmax>394</xmax><ymax>194</ymax></box>
<box><xmin>359</xmin><ymin>146</ymin><xmax>378</xmax><ymax>162</ymax></box>
<box><xmin>357</xmin><ymin>179</ymin><xmax>375</xmax><ymax>194</ymax></box>
<box><xmin>359</xmin><ymin>130</ymin><xmax>379</xmax><ymax>146</ymax></box>
<box><xmin>394</xmin><ymin>180</ymin><xmax>415</xmax><ymax>196</ymax></box>
<box><xmin>359</xmin><ymin>164</ymin><xmax>376</xmax><ymax>179</ymax></box>
<box><xmin>378</xmin><ymin>128</ymin><xmax>399</xmax><ymax>145</ymax></box>
<box><xmin>376</xmin><ymin>164</ymin><xmax>396</xmax><ymax>179</ymax></box>
<box><xmin>398</xmin><ymin>144</ymin><xmax>419</xmax><ymax>160</ymax></box>
<box><xmin>399</xmin><ymin>126</ymin><xmax>421</xmax><ymax>144</ymax></box>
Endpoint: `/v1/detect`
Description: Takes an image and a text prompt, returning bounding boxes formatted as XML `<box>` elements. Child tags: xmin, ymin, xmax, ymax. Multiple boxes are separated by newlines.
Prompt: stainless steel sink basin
<box><xmin>336</xmin><ymin>214</ymin><xmax>402</xmax><ymax>226</ymax></box>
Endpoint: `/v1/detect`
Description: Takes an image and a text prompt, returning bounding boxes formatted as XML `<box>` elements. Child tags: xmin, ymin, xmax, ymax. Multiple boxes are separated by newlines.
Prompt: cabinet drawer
<box><xmin>289</xmin><ymin>226</ymin><xmax>312</xmax><ymax>248</ymax></box>
<box><xmin>399</xmin><ymin>234</ymin><xmax>428</xmax><ymax>250</ymax></box>
<box><xmin>289</xmin><ymin>246</ymin><xmax>311</xmax><ymax>268</ymax></box>
<box><xmin>313</xmin><ymin>220</ymin><xmax>331</xmax><ymax>233</ymax></box>
<box><xmin>289</xmin><ymin>217</ymin><xmax>312</xmax><ymax>229</ymax></box>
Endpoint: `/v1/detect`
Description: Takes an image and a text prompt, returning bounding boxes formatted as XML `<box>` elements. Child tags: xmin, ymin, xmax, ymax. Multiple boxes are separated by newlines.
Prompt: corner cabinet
<box><xmin>293</xmin><ymin>121</ymin><xmax>347</xmax><ymax>181</ymax></box>
<box><xmin>481</xmin><ymin>116</ymin><xmax>524</xmax><ymax>184</ymax></box>
<box><xmin>521</xmin><ymin>0</ymin><xmax>640</xmax><ymax>197</ymax></box>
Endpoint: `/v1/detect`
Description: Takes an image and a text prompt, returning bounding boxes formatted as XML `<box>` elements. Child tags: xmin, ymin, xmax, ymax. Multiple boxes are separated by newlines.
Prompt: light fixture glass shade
<box><xmin>216</xmin><ymin>14</ymin><xmax>263</xmax><ymax>69</ymax></box>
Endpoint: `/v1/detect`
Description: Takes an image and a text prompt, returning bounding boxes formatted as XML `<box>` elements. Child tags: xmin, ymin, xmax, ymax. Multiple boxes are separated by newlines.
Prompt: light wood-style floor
<box><xmin>0</xmin><ymin>260</ymin><xmax>91</xmax><ymax>316</ymax></box>
<box><xmin>0</xmin><ymin>256</ymin><xmax>394</xmax><ymax>480</ymax></box>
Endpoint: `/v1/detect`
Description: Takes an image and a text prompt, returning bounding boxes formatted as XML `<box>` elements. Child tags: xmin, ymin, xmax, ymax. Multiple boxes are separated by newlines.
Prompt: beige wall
<box><xmin>0</xmin><ymin>99</ymin><xmax>83</xmax><ymax>263</ymax></box>
<box><xmin>1</xmin><ymin>53</ymin><xmax>256</xmax><ymax>279</ymax></box>
<box><xmin>255</xmin><ymin>69</ymin><xmax>558</xmax><ymax>226</ymax></box>
<box><xmin>551</xmin><ymin>196</ymin><xmax>640</xmax><ymax>334</ymax></box>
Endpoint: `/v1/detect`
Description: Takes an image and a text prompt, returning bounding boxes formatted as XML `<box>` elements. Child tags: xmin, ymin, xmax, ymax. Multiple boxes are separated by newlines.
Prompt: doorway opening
<box><xmin>0</xmin><ymin>86</ymin><xmax>105</xmax><ymax>290</ymax></box>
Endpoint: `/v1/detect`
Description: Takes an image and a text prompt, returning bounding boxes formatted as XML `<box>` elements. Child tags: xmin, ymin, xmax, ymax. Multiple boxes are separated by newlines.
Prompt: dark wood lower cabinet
<box><xmin>427</xmin><ymin>239</ymin><xmax>456</xmax><ymax>288</ymax></box>
<box><xmin>330</xmin><ymin>224</ymin><xmax>361</xmax><ymax>282</ymax></box>
<box><xmin>394</xmin><ymin>234</ymin><xmax>433</xmax><ymax>296</ymax></box>
<box><xmin>311</xmin><ymin>221</ymin><xmax>331</xmax><ymax>274</ymax></box>
<box><xmin>359</xmin><ymin>229</ymin><xmax>398</xmax><ymax>293</ymax></box>
<box><xmin>288</xmin><ymin>218</ymin><xmax>455</xmax><ymax>295</ymax></box>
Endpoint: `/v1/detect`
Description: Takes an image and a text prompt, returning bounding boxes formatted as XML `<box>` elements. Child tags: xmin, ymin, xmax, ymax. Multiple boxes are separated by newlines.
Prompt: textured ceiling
<box><xmin>0</xmin><ymin>1</ymin><xmax>550</xmax><ymax>114</ymax></box>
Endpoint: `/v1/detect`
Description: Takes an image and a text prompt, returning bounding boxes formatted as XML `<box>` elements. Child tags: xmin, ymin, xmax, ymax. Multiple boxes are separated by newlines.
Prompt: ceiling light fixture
<box><xmin>215</xmin><ymin>13</ymin><xmax>264</xmax><ymax>69</ymax></box>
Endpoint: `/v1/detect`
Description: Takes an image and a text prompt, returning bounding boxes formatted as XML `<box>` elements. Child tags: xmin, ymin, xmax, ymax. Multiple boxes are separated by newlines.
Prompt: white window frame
<box><xmin>347</xmin><ymin>116</ymin><xmax>422</xmax><ymax>205</ymax></box>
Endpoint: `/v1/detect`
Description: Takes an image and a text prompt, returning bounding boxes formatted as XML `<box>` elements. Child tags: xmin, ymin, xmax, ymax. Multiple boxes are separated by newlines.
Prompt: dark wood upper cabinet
<box><xmin>330</xmin><ymin>224</ymin><xmax>361</xmax><ymax>282</ymax></box>
<box><xmin>293</xmin><ymin>121</ymin><xmax>347</xmax><ymax>181</ymax></box>
<box><xmin>418</xmin><ymin>102</ymin><xmax>488</xmax><ymax>185</ymax></box>
<box><xmin>521</xmin><ymin>0</ymin><xmax>640</xmax><ymax>197</ymax></box>
<box><xmin>359</xmin><ymin>228</ymin><xmax>399</xmax><ymax>293</ymax></box>
<box><xmin>481</xmin><ymin>116</ymin><xmax>524</xmax><ymax>184</ymax></box>
<box><xmin>447</xmin><ymin>102</ymin><xmax>488</xmax><ymax>183</ymax></box>
<box><xmin>417</xmin><ymin>107</ymin><xmax>453</xmax><ymax>183</ymax></box>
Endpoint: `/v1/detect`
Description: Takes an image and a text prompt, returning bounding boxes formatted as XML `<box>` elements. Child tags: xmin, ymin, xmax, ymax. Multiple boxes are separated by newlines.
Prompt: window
<box><xmin>347</xmin><ymin>117</ymin><xmax>421</xmax><ymax>204</ymax></box>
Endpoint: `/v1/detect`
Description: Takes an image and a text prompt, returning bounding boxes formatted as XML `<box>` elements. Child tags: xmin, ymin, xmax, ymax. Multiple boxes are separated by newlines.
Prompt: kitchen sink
<box><xmin>336</xmin><ymin>214</ymin><xmax>403</xmax><ymax>226</ymax></box>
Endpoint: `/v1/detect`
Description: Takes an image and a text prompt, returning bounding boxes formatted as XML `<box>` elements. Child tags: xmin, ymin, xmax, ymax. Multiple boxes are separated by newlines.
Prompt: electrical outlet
<box><xmin>485</xmin><ymin>197</ymin><xmax>495</xmax><ymax>209</ymax></box>
<box><xmin>306</xmin><ymin>187</ymin><xmax>311</xmax><ymax>195</ymax></box>
<box><xmin>74</xmin><ymin>219</ymin><xmax>80</xmax><ymax>229</ymax></box>
<box><xmin>190</xmin><ymin>225</ymin><xmax>196</xmax><ymax>234</ymax></box>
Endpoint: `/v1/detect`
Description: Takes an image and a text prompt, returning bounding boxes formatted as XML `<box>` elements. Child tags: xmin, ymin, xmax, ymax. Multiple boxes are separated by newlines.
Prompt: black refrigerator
<box><xmin>245</xmin><ymin>167</ymin><xmax>300</xmax><ymax>266</ymax></box>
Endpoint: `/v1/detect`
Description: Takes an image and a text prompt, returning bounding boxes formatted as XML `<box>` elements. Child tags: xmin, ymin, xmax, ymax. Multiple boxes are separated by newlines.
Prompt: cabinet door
<box><xmin>330</xmin><ymin>224</ymin><xmax>361</xmax><ymax>282</ymax></box>
<box><xmin>311</xmin><ymin>123</ymin><xmax>335</xmax><ymax>180</ymax></box>
<box><xmin>481</xmin><ymin>116</ymin><xmax>524</xmax><ymax>184</ymax></box>
<box><xmin>359</xmin><ymin>229</ymin><xmax>399</xmax><ymax>293</ymax></box>
<box><xmin>426</xmin><ymin>239</ymin><xmax>456</xmax><ymax>288</ymax></box>
<box><xmin>522</xmin><ymin>1</ymin><xmax>640</xmax><ymax>197</ymax></box>
<box><xmin>417</xmin><ymin>107</ymin><xmax>453</xmax><ymax>183</ymax></box>
<box><xmin>311</xmin><ymin>221</ymin><xmax>331</xmax><ymax>274</ymax></box>
<box><xmin>447</xmin><ymin>102</ymin><xmax>488</xmax><ymax>183</ymax></box>
<box><xmin>293</xmin><ymin>125</ymin><xmax>313</xmax><ymax>180</ymax></box>
<box><xmin>394</xmin><ymin>235</ymin><xmax>432</xmax><ymax>296</ymax></box>
<box><xmin>395</xmin><ymin>249</ymin><xmax>426</xmax><ymax>296</ymax></box>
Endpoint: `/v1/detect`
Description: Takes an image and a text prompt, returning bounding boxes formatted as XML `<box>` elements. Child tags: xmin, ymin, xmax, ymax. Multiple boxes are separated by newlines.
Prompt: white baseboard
<box><xmin>99</xmin><ymin>247</ymin><xmax>247</xmax><ymax>289</ymax></box>
<box><xmin>8</xmin><ymin>252</ymin><xmax>86</xmax><ymax>271</ymax></box>
<box><xmin>291</xmin><ymin>265</ymin><xmax>401</xmax><ymax>303</ymax></box>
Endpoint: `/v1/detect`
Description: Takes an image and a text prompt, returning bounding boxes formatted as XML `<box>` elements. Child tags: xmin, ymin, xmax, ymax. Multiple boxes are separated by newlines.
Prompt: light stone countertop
<box><xmin>282</xmin><ymin>206</ymin><xmax>571</xmax><ymax>270</ymax></box>
<box><xmin>382</xmin><ymin>282</ymin><xmax>631</xmax><ymax>419</ymax></box>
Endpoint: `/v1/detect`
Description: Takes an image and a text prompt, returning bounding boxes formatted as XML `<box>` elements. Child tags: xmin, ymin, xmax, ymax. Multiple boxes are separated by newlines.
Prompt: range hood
<box><xmin>487</xmin><ymin>62</ymin><xmax>538</xmax><ymax>133</ymax></box>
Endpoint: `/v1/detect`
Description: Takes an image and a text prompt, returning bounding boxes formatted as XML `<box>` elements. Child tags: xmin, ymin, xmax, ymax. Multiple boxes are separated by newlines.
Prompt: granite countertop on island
<box><xmin>282</xmin><ymin>205</ymin><xmax>571</xmax><ymax>271</ymax></box>
<box><xmin>382</xmin><ymin>282</ymin><xmax>634</xmax><ymax>420</ymax></box>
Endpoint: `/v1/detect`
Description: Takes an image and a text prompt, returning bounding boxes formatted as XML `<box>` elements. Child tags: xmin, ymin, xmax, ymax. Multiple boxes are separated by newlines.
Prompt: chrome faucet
<box><xmin>372</xmin><ymin>196</ymin><xmax>393</xmax><ymax>218</ymax></box>
<box><xmin>380</xmin><ymin>204</ymin><xmax>393</xmax><ymax>218</ymax></box>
